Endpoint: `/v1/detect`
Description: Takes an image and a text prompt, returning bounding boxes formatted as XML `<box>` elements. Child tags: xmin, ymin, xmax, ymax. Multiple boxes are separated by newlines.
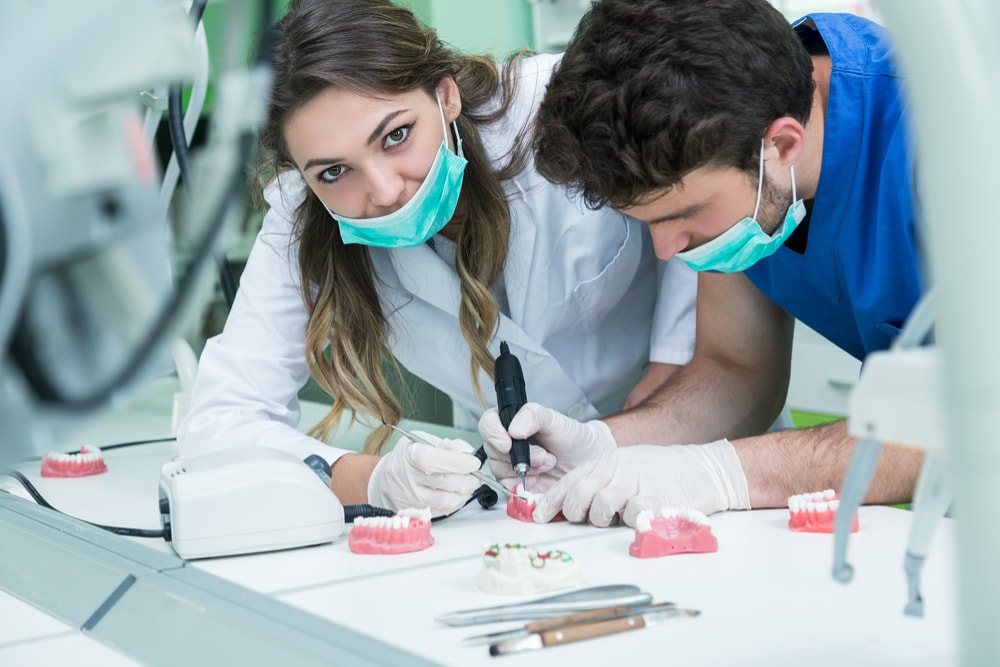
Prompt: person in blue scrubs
<box><xmin>478</xmin><ymin>0</ymin><xmax>928</xmax><ymax>526</ymax></box>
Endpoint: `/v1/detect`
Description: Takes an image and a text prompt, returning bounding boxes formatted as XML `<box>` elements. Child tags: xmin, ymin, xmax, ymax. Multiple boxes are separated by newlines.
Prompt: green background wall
<box><xmin>399</xmin><ymin>0</ymin><xmax>535</xmax><ymax>59</ymax></box>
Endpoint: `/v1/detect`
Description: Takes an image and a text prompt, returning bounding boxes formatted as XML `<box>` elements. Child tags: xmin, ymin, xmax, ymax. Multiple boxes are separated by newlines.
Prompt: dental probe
<box><xmin>384</xmin><ymin>423</ymin><xmax>509</xmax><ymax>499</ymax></box>
<box><xmin>494</xmin><ymin>341</ymin><xmax>530</xmax><ymax>490</ymax></box>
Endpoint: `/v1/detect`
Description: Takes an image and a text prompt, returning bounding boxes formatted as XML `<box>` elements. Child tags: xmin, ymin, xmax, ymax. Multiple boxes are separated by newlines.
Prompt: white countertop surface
<box><xmin>0</xmin><ymin>378</ymin><xmax>960</xmax><ymax>665</ymax></box>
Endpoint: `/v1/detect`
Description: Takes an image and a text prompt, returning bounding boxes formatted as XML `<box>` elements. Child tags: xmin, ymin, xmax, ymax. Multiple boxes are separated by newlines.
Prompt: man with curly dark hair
<box><xmin>479</xmin><ymin>0</ymin><xmax>926</xmax><ymax>527</ymax></box>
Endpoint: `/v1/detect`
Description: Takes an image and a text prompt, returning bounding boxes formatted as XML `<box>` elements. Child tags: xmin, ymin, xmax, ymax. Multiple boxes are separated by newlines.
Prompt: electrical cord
<box><xmin>344</xmin><ymin>504</ymin><xmax>396</xmax><ymax>522</ymax></box>
<box><xmin>0</xmin><ymin>467</ymin><xmax>427</xmax><ymax>536</ymax></box>
<box><xmin>14</xmin><ymin>437</ymin><xmax>178</xmax><ymax>462</ymax></box>
<box><xmin>168</xmin><ymin>0</ymin><xmax>238</xmax><ymax>310</ymax></box>
<box><xmin>1</xmin><ymin>469</ymin><xmax>166</xmax><ymax>538</ymax></box>
<box><xmin>1</xmin><ymin>435</ymin><xmax>495</xmax><ymax>541</ymax></box>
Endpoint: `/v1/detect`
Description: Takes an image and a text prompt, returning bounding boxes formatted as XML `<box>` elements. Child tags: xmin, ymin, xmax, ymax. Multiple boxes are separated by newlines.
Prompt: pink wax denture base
<box><xmin>629</xmin><ymin>508</ymin><xmax>718</xmax><ymax>558</ymax></box>
<box><xmin>348</xmin><ymin>508</ymin><xmax>434</xmax><ymax>554</ymax></box>
<box><xmin>40</xmin><ymin>445</ymin><xmax>108</xmax><ymax>478</ymax></box>
<box><xmin>506</xmin><ymin>484</ymin><xmax>565</xmax><ymax>523</ymax></box>
<box><xmin>787</xmin><ymin>489</ymin><xmax>859</xmax><ymax>534</ymax></box>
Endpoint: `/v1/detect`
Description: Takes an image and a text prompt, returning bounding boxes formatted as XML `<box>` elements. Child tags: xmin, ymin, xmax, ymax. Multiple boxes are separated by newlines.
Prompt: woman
<box><xmin>177</xmin><ymin>0</ymin><xmax>696</xmax><ymax>517</ymax></box>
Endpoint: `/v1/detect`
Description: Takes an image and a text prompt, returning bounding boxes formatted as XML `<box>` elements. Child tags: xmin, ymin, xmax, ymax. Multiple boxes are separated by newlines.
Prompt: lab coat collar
<box><xmin>386</xmin><ymin>237</ymin><xmax>544</xmax><ymax>355</ymax></box>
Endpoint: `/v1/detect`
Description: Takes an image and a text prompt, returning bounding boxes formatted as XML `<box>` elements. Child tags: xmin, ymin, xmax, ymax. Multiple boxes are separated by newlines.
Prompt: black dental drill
<box><xmin>494</xmin><ymin>341</ymin><xmax>530</xmax><ymax>489</ymax></box>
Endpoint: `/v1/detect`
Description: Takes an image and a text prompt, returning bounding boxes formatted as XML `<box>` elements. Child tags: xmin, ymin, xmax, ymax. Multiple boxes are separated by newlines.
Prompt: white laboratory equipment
<box><xmin>842</xmin><ymin>1</ymin><xmax>1000</xmax><ymax>663</ymax></box>
<box><xmin>159</xmin><ymin>446</ymin><xmax>346</xmax><ymax>560</ymax></box>
<box><xmin>836</xmin><ymin>291</ymin><xmax>953</xmax><ymax>620</ymax></box>
<box><xmin>0</xmin><ymin>0</ymin><xmax>269</xmax><ymax>467</ymax></box>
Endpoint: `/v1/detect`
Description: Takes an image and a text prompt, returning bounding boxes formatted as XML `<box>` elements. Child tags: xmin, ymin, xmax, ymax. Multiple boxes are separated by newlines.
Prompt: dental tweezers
<box><xmin>434</xmin><ymin>584</ymin><xmax>653</xmax><ymax>627</ymax></box>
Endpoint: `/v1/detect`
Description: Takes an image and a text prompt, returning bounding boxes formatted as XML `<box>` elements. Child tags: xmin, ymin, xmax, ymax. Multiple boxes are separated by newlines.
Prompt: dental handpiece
<box><xmin>494</xmin><ymin>341</ymin><xmax>530</xmax><ymax>489</ymax></box>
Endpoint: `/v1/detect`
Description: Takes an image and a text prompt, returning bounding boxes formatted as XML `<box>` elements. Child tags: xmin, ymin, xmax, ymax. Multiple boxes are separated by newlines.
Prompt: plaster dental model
<box><xmin>628</xmin><ymin>508</ymin><xmax>718</xmax><ymax>558</ymax></box>
<box><xmin>348</xmin><ymin>507</ymin><xmax>434</xmax><ymax>554</ymax></box>
<box><xmin>506</xmin><ymin>484</ymin><xmax>565</xmax><ymax>523</ymax></box>
<box><xmin>478</xmin><ymin>543</ymin><xmax>581</xmax><ymax>595</ymax></box>
<box><xmin>787</xmin><ymin>489</ymin><xmax>859</xmax><ymax>533</ymax></box>
<box><xmin>40</xmin><ymin>444</ymin><xmax>108</xmax><ymax>477</ymax></box>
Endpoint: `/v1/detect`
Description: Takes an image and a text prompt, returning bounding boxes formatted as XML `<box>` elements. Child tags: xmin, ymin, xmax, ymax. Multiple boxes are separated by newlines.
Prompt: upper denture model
<box><xmin>629</xmin><ymin>507</ymin><xmax>719</xmax><ymax>558</ymax></box>
<box><xmin>478</xmin><ymin>542</ymin><xmax>581</xmax><ymax>595</ymax></box>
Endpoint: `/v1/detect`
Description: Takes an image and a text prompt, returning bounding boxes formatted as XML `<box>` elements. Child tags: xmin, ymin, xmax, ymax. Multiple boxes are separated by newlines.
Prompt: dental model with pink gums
<box><xmin>629</xmin><ymin>508</ymin><xmax>718</xmax><ymax>558</ymax></box>
<box><xmin>787</xmin><ymin>489</ymin><xmax>859</xmax><ymax>533</ymax></box>
<box><xmin>40</xmin><ymin>444</ymin><xmax>108</xmax><ymax>478</ymax></box>
<box><xmin>506</xmin><ymin>484</ymin><xmax>565</xmax><ymax>523</ymax></box>
<box><xmin>348</xmin><ymin>507</ymin><xmax>434</xmax><ymax>554</ymax></box>
<box><xmin>506</xmin><ymin>484</ymin><xmax>537</xmax><ymax>522</ymax></box>
<box><xmin>479</xmin><ymin>543</ymin><xmax>581</xmax><ymax>595</ymax></box>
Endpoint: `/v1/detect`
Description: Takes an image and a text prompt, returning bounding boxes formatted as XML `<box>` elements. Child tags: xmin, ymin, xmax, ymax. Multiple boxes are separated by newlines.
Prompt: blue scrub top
<box><xmin>744</xmin><ymin>13</ymin><xmax>924</xmax><ymax>361</ymax></box>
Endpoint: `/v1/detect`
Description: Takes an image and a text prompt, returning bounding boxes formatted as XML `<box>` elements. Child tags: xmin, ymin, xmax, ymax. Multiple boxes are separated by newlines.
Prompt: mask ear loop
<box><xmin>789</xmin><ymin>160</ymin><xmax>798</xmax><ymax>203</ymax></box>
<box><xmin>435</xmin><ymin>91</ymin><xmax>464</xmax><ymax>159</ymax></box>
<box><xmin>751</xmin><ymin>138</ymin><xmax>765</xmax><ymax>221</ymax></box>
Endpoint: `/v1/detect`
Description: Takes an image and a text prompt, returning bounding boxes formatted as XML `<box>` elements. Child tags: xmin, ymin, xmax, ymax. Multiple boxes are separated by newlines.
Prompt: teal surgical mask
<box><xmin>328</xmin><ymin>94</ymin><xmax>467</xmax><ymax>248</ymax></box>
<box><xmin>676</xmin><ymin>141</ymin><xmax>805</xmax><ymax>273</ymax></box>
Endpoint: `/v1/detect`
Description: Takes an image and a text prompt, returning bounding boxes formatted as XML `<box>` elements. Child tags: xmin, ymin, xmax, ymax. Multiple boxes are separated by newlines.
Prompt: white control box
<box><xmin>160</xmin><ymin>446</ymin><xmax>344</xmax><ymax>559</ymax></box>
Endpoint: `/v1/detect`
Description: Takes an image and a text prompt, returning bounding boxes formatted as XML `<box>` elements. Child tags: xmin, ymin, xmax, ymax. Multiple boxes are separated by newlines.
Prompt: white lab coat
<box><xmin>178</xmin><ymin>53</ymin><xmax>697</xmax><ymax>465</ymax></box>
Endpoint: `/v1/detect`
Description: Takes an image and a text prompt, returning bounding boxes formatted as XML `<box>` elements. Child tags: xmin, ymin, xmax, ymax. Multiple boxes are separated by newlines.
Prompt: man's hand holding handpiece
<box><xmin>479</xmin><ymin>402</ymin><xmax>750</xmax><ymax>527</ymax></box>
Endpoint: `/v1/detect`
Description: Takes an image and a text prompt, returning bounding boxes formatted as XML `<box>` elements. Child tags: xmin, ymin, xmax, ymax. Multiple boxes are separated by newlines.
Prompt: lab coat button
<box><xmin>567</xmin><ymin>404</ymin><xmax>584</xmax><ymax>418</ymax></box>
<box><xmin>525</xmin><ymin>351</ymin><xmax>545</xmax><ymax>364</ymax></box>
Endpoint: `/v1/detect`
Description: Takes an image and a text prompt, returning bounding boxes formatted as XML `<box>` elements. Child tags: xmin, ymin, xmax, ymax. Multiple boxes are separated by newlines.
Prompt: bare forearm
<box><xmin>330</xmin><ymin>453</ymin><xmax>379</xmax><ymax>504</ymax></box>
<box><xmin>608</xmin><ymin>274</ymin><xmax>793</xmax><ymax>446</ymax></box>
<box><xmin>622</xmin><ymin>362</ymin><xmax>682</xmax><ymax>410</ymax></box>
<box><xmin>733</xmin><ymin>419</ymin><xmax>925</xmax><ymax>508</ymax></box>
<box><xmin>605</xmin><ymin>356</ymin><xmax>786</xmax><ymax>446</ymax></box>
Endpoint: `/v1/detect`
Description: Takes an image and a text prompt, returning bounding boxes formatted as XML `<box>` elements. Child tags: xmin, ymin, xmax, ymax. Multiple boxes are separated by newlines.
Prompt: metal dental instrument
<box><xmin>903</xmin><ymin>450</ymin><xmax>953</xmax><ymax>617</ymax></box>
<box><xmin>384</xmin><ymin>423</ymin><xmax>509</xmax><ymax>499</ymax></box>
<box><xmin>834</xmin><ymin>290</ymin><xmax>940</xmax><ymax>587</ymax></box>
<box><xmin>832</xmin><ymin>437</ymin><xmax>883</xmax><ymax>584</ymax></box>
<box><xmin>462</xmin><ymin>601</ymin><xmax>678</xmax><ymax>646</ymax></box>
<box><xmin>434</xmin><ymin>584</ymin><xmax>652</xmax><ymax>627</ymax></box>
<box><xmin>488</xmin><ymin>606</ymin><xmax>700</xmax><ymax>655</ymax></box>
<box><xmin>494</xmin><ymin>341</ymin><xmax>530</xmax><ymax>490</ymax></box>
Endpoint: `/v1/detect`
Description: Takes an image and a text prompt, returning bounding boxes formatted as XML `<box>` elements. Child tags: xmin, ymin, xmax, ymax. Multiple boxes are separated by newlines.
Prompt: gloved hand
<box><xmin>368</xmin><ymin>431</ymin><xmax>482</xmax><ymax>518</ymax></box>
<box><xmin>478</xmin><ymin>402</ymin><xmax>618</xmax><ymax>494</ymax></box>
<box><xmin>533</xmin><ymin>440</ymin><xmax>750</xmax><ymax>527</ymax></box>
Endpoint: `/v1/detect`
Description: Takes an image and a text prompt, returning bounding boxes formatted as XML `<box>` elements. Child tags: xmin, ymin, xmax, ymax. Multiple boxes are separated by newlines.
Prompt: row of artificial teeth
<box><xmin>635</xmin><ymin>507</ymin><xmax>709</xmax><ymax>533</ymax></box>
<box><xmin>355</xmin><ymin>515</ymin><xmax>414</xmax><ymax>529</ymax></box>
<box><xmin>514</xmin><ymin>485</ymin><xmax>535</xmax><ymax>502</ymax></box>
<box><xmin>788</xmin><ymin>491</ymin><xmax>840</xmax><ymax>512</ymax></box>
<box><xmin>46</xmin><ymin>445</ymin><xmax>104</xmax><ymax>463</ymax></box>
<box><xmin>788</xmin><ymin>489</ymin><xmax>838</xmax><ymax>513</ymax></box>
<box><xmin>396</xmin><ymin>507</ymin><xmax>431</xmax><ymax>523</ymax></box>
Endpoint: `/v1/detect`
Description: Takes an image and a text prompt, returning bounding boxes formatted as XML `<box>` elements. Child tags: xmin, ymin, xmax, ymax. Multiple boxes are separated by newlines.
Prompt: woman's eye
<box><xmin>319</xmin><ymin>165</ymin><xmax>344</xmax><ymax>184</ymax></box>
<box><xmin>385</xmin><ymin>125</ymin><xmax>410</xmax><ymax>147</ymax></box>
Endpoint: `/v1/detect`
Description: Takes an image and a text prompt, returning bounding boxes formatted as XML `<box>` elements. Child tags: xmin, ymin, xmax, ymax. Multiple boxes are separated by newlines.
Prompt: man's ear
<box><xmin>437</xmin><ymin>76</ymin><xmax>462</xmax><ymax>122</ymax></box>
<box><xmin>764</xmin><ymin>117</ymin><xmax>806</xmax><ymax>166</ymax></box>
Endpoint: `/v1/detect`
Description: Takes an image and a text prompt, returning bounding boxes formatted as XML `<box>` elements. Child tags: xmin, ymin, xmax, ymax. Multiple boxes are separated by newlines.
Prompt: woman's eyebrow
<box><xmin>301</xmin><ymin>109</ymin><xmax>409</xmax><ymax>171</ymax></box>
<box><xmin>366</xmin><ymin>109</ymin><xmax>407</xmax><ymax>145</ymax></box>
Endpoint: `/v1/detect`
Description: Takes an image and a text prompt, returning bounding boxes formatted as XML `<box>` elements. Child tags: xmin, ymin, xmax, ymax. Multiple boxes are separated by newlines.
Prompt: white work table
<box><xmin>0</xmin><ymin>381</ymin><xmax>960</xmax><ymax>666</ymax></box>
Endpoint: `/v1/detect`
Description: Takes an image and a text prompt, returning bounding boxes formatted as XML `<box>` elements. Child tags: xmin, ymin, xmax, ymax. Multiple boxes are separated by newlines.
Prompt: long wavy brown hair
<box><xmin>256</xmin><ymin>0</ymin><xmax>529</xmax><ymax>453</ymax></box>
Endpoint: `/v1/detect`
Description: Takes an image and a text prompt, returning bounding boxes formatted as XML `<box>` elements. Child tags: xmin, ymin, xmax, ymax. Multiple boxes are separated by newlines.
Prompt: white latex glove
<box><xmin>368</xmin><ymin>431</ymin><xmax>481</xmax><ymax>518</ymax></box>
<box><xmin>478</xmin><ymin>402</ymin><xmax>618</xmax><ymax>494</ymax></box>
<box><xmin>534</xmin><ymin>440</ymin><xmax>750</xmax><ymax>527</ymax></box>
